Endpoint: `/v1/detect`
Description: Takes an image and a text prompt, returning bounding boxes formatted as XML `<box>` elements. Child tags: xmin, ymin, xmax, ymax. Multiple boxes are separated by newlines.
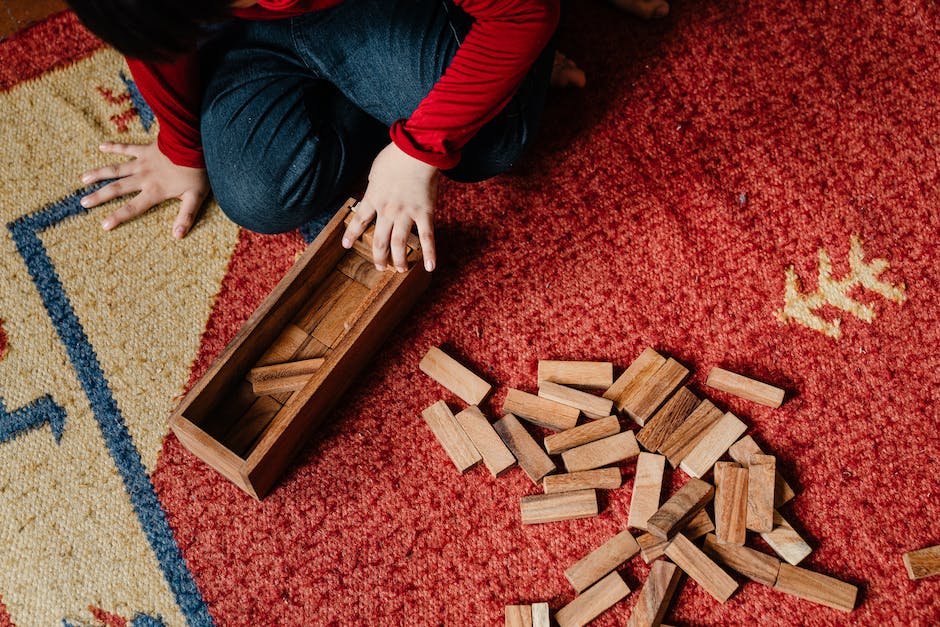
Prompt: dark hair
<box><xmin>67</xmin><ymin>0</ymin><xmax>233</xmax><ymax>61</ymax></box>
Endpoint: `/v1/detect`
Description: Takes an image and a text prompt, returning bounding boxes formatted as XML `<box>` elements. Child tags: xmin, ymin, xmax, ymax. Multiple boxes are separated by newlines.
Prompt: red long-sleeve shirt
<box><xmin>125</xmin><ymin>0</ymin><xmax>559</xmax><ymax>170</ymax></box>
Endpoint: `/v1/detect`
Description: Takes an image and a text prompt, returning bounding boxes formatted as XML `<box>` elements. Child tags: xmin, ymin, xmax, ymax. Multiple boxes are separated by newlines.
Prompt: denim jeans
<box><xmin>199</xmin><ymin>0</ymin><xmax>557</xmax><ymax>234</ymax></box>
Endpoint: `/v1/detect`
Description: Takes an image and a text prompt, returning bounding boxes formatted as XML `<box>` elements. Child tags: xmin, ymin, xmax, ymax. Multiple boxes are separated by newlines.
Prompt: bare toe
<box><xmin>551</xmin><ymin>52</ymin><xmax>587</xmax><ymax>88</ymax></box>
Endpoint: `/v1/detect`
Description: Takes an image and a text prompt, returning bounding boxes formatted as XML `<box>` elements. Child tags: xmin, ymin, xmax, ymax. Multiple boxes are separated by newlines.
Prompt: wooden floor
<box><xmin>0</xmin><ymin>0</ymin><xmax>67</xmax><ymax>40</ymax></box>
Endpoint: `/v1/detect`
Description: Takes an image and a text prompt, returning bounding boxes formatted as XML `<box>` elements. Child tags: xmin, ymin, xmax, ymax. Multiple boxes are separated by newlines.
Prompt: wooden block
<box><xmin>773</xmin><ymin>563</ymin><xmax>858</xmax><ymax>612</ymax></box>
<box><xmin>628</xmin><ymin>452</ymin><xmax>666</xmax><ymax>531</ymax></box>
<box><xmin>291</xmin><ymin>334</ymin><xmax>331</xmax><ymax>360</ymax></box>
<box><xmin>760</xmin><ymin>510</ymin><xmax>811</xmax><ymax>565</ymax></box>
<box><xmin>626</xmin><ymin>560</ymin><xmax>682</xmax><ymax>627</ymax></box>
<box><xmin>562</xmin><ymin>431</ymin><xmax>640</xmax><ymax>473</ymax></box>
<box><xmin>494</xmin><ymin>414</ymin><xmax>556</xmax><ymax>484</ymax></box>
<box><xmin>344</xmin><ymin>211</ymin><xmax>421</xmax><ymax>262</ymax></box>
<box><xmin>604</xmin><ymin>348</ymin><xmax>666</xmax><ymax>403</ymax></box>
<box><xmin>619</xmin><ymin>358</ymin><xmax>689</xmax><ymax>425</ymax></box>
<box><xmin>254</xmin><ymin>323</ymin><xmax>309</xmax><ymax>367</ymax></box>
<box><xmin>531</xmin><ymin>602</ymin><xmax>550</xmax><ymax>627</ymax></box>
<box><xmin>332</xmin><ymin>268</ymin><xmax>397</xmax><ymax>348</ymax></box>
<box><xmin>289</xmin><ymin>270</ymin><xmax>351</xmax><ymax>333</ymax></box>
<box><xmin>454</xmin><ymin>406</ymin><xmax>516</xmax><ymax>477</ymax></box>
<box><xmin>544</xmin><ymin>415</ymin><xmax>620</xmax><ymax>454</ymax></box>
<box><xmin>543</xmin><ymin>468</ymin><xmax>622</xmax><ymax>494</ymax></box>
<box><xmin>636</xmin><ymin>386</ymin><xmax>699</xmax><ymax>452</ymax></box>
<box><xmin>702</xmin><ymin>533</ymin><xmax>781</xmax><ymax>587</ymax></box>
<box><xmin>555</xmin><ymin>572</ymin><xmax>631</xmax><ymax>627</ymax></box>
<box><xmin>504</xmin><ymin>388</ymin><xmax>580</xmax><ymax>431</ymax></box>
<box><xmin>520</xmin><ymin>489</ymin><xmax>599</xmax><ymax>524</ymax></box>
<box><xmin>258</xmin><ymin>337</ymin><xmax>329</xmax><ymax>409</ymax></box>
<box><xmin>564</xmin><ymin>530</ymin><xmax>641</xmax><ymax>593</ymax></box>
<box><xmin>420</xmin><ymin>401</ymin><xmax>482</xmax><ymax>473</ymax></box>
<box><xmin>309</xmin><ymin>278</ymin><xmax>372</xmax><ymax>347</ymax></box>
<box><xmin>247</xmin><ymin>358</ymin><xmax>324</xmax><ymax>396</ymax></box>
<box><xmin>419</xmin><ymin>346</ymin><xmax>492</xmax><ymax>406</ymax></box>
<box><xmin>745</xmin><ymin>454</ymin><xmax>775</xmax><ymax>532</ymax></box>
<box><xmin>678</xmin><ymin>412</ymin><xmax>747</xmax><ymax>479</ymax></box>
<box><xmin>705</xmin><ymin>367</ymin><xmax>785</xmax><ymax>408</ymax></box>
<box><xmin>224</xmin><ymin>395</ymin><xmax>284</xmax><ymax>456</ymax></box>
<box><xmin>505</xmin><ymin>605</ymin><xmax>532</xmax><ymax>627</ymax></box>
<box><xmin>713</xmin><ymin>462</ymin><xmax>748</xmax><ymax>545</ymax></box>
<box><xmin>664</xmin><ymin>534</ymin><xmax>739</xmax><ymax>603</ymax></box>
<box><xmin>538</xmin><ymin>381</ymin><xmax>614</xmax><ymax>419</ymax></box>
<box><xmin>658</xmin><ymin>399</ymin><xmax>723</xmax><ymax>467</ymax></box>
<box><xmin>638</xmin><ymin>509</ymin><xmax>714</xmax><ymax>562</ymax></box>
<box><xmin>728</xmin><ymin>435</ymin><xmax>796</xmax><ymax>507</ymax></box>
<box><xmin>903</xmin><ymin>544</ymin><xmax>940</xmax><ymax>580</ymax></box>
<box><xmin>336</xmin><ymin>249</ymin><xmax>386</xmax><ymax>288</ymax></box>
<box><xmin>684</xmin><ymin>507</ymin><xmax>717</xmax><ymax>538</ymax></box>
<box><xmin>538</xmin><ymin>360</ymin><xmax>613</xmax><ymax>389</ymax></box>
<box><xmin>647</xmin><ymin>477</ymin><xmax>714</xmax><ymax>540</ymax></box>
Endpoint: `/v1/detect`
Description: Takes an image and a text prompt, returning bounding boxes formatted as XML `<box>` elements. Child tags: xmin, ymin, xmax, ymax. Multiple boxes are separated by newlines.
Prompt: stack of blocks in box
<box><xmin>169</xmin><ymin>199</ymin><xmax>431</xmax><ymax>499</ymax></box>
<box><xmin>419</xmin><ymin>346</ymin><xmax>867</xmax><ymax>626</ymax></box>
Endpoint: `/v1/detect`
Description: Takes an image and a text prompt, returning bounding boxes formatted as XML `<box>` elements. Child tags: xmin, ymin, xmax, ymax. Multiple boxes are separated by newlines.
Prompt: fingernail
<box><xmin>99</xmin><ymin>143</ymin><xmax>108</xmax><ymax>150</ymax></box>
<box><xmin>81</xmin><ymin>174</ymin><xmax>92</xmax><ymax>184</ymax></box>
<box><xmin>342</xmin><ymin>238</ymin><xmax>351</xmax><ymax>248</ymax></box>
<box><xmin>375</xmin><ymin>263</ymin><xmax>385</xmax><ymax>271</ymax></box>
<box><xmin>101</xmin><ymin>219</ymin><xmax>112</xmax><ymax>230</ymax></box>
<box><xmin>80</xmin><ymin>197</ymin><xmax>91</xmax><ymax>208</ymax></box>
<box><xmin>174</xmin><ymin>226</ymin><xmax>185</xmax><ymax>238</ymax></box>
<box><xmin>425</xmin><ymin>259</ymin><xmax>435</xmax><ymax>272</ymax></box>
<box><xmin>397</xmin><ymin>266</ymin><xmax>406</xmax><ymax>273</ymax></box>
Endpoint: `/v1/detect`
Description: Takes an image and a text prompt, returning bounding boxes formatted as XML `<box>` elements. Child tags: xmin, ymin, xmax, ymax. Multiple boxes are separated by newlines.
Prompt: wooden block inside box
<box><xmin>169</xmin><ymin>199</ymin><xmax>431</xmax><ymax>499</ymax></box>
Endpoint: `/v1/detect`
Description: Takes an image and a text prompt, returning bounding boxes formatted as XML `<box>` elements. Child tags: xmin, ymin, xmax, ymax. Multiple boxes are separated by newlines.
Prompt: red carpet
<box><xmin>5</xmin><ymin>3</ymin><xmax>940</xmax><ymax>625</ymax></box>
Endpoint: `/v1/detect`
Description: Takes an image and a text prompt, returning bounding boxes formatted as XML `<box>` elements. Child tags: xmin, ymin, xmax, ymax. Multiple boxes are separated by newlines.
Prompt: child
<box><xmin>69</xmin><ymin>0</ymin><xmax>666</xmax><ymax>273</ymax></box>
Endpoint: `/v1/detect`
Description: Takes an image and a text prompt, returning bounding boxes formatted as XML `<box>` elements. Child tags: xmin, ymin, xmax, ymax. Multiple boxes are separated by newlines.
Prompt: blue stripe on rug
<box><xmin>7</xmin><ymin>185</ymin><xmax>214</xmax><ymax>627</ymax></box>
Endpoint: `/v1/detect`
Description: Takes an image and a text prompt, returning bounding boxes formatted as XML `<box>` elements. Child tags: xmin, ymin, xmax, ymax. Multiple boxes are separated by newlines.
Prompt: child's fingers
<box><xmin>414</xmin><ymin>212</ymin><xmax>436</xmax><ymax>272</ymax></box>
<box><xmin>173</xmin><ymin>191</ymin><xmax>204</xmax><ymax>239</ymax></box>
<box><xmin>99</xmin><ymin>142</ymin><xmax>145</xmax><ymax>157</ymax></box>
<box><xmin>390</xmin><ymin>216</ymin><xmax>412</xmax><ymax>272</ymax></box>
<box><xmin>81</xmin><ymin>161</ymin><xmax>134</xmax><ymax>185</ymax></box>
<box><xmin>342</xmin><ymin>199</ymin><xmax>377</xmax><ymax>249</ymax></box>
<box><xmin>371</xmin><ymin>209</ymin><xmax>394</xmax><ymax>271</ymax></box>
<box><xmin>101</xmin><ymin>193</ymin><xmax>155</xmax><ymax>231</ymax></box>
<box><xmin>80</xmin><ymin>177</ymin><xmax>137</xmax><ymax>208</ymax></box>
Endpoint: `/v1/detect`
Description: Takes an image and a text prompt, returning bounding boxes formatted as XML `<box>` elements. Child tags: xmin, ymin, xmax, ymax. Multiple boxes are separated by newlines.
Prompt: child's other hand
<box><xmin>79</xmin><ymin>142</ymin><xmax>210</xmax><ymax>239</ymax></box>
<box><xmin>342</xmin><ymin>142</ymin><xmax>438</xmax><ymax>273</ymax></box>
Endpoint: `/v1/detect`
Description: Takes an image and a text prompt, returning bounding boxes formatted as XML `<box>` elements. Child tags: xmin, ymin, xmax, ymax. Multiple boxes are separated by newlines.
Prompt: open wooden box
<box><xmin>169</xmin><ymin>198</ymin><xmax>431</xmax><ymax>499</ymax></box>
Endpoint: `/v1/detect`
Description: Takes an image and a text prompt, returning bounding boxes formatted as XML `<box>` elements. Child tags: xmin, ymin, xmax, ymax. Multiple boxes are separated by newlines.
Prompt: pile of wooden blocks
<box><xmin>419</xmin><ymin>346</ymin><xmax>863</xmax><ymax>626</ymax></box>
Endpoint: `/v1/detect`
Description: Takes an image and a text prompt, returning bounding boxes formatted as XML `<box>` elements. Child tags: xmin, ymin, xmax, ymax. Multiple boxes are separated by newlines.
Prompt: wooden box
<box><xmin>169</xmin><ymin>198</ymin><xmax>431</xmax><ymax>499</ymax></box>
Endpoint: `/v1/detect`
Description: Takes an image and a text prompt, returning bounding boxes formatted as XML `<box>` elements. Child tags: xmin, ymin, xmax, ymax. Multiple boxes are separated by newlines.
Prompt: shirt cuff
<box><xmin>389</xmin><ymin>120</ymin><xmax>461</xmax><ymax>170</ymax></box>
<box><xmin>157</xmin><ymin>133</ymin><xmax>206</xmax><ymax>169</ymax></box>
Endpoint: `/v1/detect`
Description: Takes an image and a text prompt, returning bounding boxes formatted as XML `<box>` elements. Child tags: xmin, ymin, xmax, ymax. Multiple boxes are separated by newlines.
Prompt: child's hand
<box><xmin>342</xmin><ymin>142</ymin><xmax>438</xmax><ymax>273</ymax></box>
<box><xmin>79</xmin><ymin>142</ymin><xmax>210</xmax><ymax>238</ymax></box>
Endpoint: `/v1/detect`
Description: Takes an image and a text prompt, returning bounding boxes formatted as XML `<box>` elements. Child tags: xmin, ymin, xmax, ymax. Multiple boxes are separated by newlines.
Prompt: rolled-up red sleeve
<box><xmin>389</xmin><ymin>0</ymin><xmax>560</xmax><ymax>170</ymax></box>
<box><xmin>125</xmin><ymin>55</ymin><xmax>205</xmax><ymax>168</ymax></box>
